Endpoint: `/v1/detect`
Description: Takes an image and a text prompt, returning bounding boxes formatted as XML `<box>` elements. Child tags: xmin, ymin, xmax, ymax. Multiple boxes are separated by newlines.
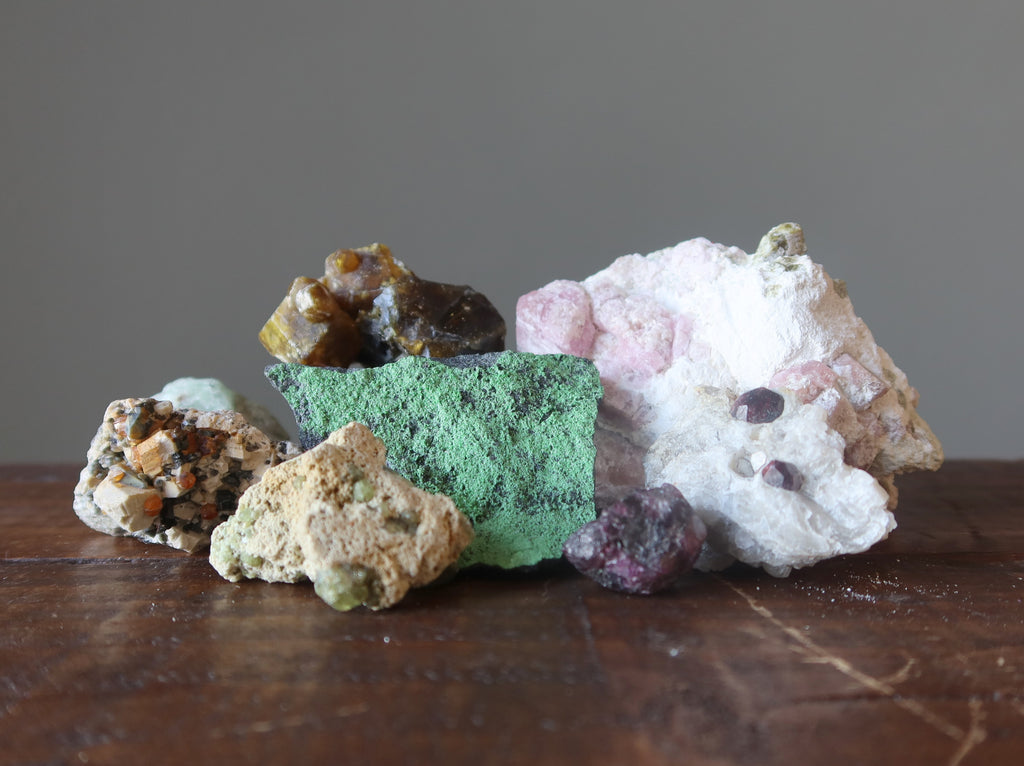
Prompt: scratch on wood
<box><xmin>205</xmin><ymin>702</ymin><xmax>369</xmax><ymax>738</ymax></box>
<box><xmin>948</xmin><ymin>698</ymin><xmax>986</xmax><ymax>766</ymax></box>
<box><xmin>879</xmin><ymin>657</ymin><xmax>917</xmax><ymax>686</ymax></box>
<box><xmin>723</xmin><ymin>579</ymin><xmax>987</xmax><ymax>760</ymax></box>
<box><xmin>574</xmin><ymin>594</ymin><xmax>604</xmax><ymax>681</ymax></box>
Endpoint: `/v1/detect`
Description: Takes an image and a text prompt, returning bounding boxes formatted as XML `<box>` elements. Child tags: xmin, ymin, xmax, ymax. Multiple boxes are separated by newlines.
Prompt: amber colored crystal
<box><xmin>322</xmin><ymin>244</ymin><xmax>412</xmax><ymax>315</ymax></box>
<box><xmin>362</xmin><ymin>279</ymin><xmax>506</xmax><ymax>364</ymax></box>
<box><xmin>260</xmin><ymin>244</ymin><xmax>506</xmax><ymax>368</ymax></box>
<box><xmin>259</xmin><ymin>277</ymin><xmax>360</xmax><ymax>367</ymax></box>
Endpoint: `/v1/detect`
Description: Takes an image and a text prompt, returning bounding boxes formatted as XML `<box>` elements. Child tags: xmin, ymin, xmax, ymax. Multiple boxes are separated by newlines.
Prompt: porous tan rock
<box><xmin>73</xmin><ymin>398</ymin><xmax>300</xmax><ymax>552</ymax></box>
<box><xmin>209</xmin><ymin>422</ymin><xmax>474</xmax><ymax>610</ymax></box>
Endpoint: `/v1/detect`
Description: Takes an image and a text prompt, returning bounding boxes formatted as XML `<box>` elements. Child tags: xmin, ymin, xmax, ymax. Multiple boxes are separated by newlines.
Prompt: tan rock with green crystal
<box><xmin>209</xmin><ymin>422</ymin><xmax>474</xmax><ymax>610</ymax></box>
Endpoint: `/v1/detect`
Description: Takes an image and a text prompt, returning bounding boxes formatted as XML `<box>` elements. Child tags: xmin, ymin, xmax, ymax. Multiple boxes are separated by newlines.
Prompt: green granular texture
<box><xmin>266</xmin><ymin>352</ymin><xmax>601</xmax><ymax>569</ymax></box>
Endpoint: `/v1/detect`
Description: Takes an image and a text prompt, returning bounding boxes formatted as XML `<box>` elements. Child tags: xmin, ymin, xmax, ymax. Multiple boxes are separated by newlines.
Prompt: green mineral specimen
<box><xmin>266</xmin><ymin>352</ymin><xmax>602</xmax><ymax>569</ymax></box>
<box><xmin>313</xmin><ymin>564</ymin><xmax>382</xmax><ymax>611</ymax></box>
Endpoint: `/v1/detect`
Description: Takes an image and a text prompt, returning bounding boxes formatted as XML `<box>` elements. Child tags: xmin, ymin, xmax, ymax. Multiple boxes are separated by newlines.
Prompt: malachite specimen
<box><xmin>266</xmin><ymin>351</ymin><xmax>603</xmax><ymax>569</ymax></box>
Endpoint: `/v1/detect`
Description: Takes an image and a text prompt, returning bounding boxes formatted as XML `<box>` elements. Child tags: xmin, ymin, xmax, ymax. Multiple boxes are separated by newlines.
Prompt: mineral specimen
<box><xmin>259</xmin><ymin>243</ymin><xmax>506</xmax><ymax>368</ymax></box>
<box><xmin>258</xmin><ymin>276</ymin><xmax>362</xmax><ymax>368</ymax></box>
<box><xmin>643</xmin><ymin>386</ymin><xmax>892</xmax><ymax>574</ymax></box>
<box><xmin>209</xmin><ymin>422</ymin><xmax>474</xmax><ymax>611</ymax></box>
<box><xmin>563</xmin><ymin>484</ymin><xmax>706</xmax><ymax>594</ymax></box>
<box><xmin>73</xmin><ymin>398</ymin><xmax>300</xmax><ymax>552</ymax></box>
<box><xmin>731</xmin><ymin>387</ymin><xmax>785</xmax><ymax>424</ymax></box>
<box><xmin>366</xmin><ymin>277</ymin><xmax>508</xmax><ymax>363</ymax></box>
<box><xmin>761</xmin><ymin>460</ymin><xmax>804</xmax><ymax>491</ymax></box>
<box><xmin>150</xmin><ymin>376</ymin><xmax>291</xmax><ymax>441</ymax></box>
<box><xmin>266</xmin><ymin>351</ymin><xmax>603</xmax><ymax>569</ymax></box>
<box><xmin>517</xmin><ymin>223</ymin><xmax>943</xmax><ymax>575</ymax></box>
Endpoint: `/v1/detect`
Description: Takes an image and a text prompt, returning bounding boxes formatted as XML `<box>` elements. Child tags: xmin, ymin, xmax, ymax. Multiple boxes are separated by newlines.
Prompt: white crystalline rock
<box><xmin>516</xmin><ymin>223</ymin><xmax>943</xmax><ymax>575</ymax></box>
<box><xmin>644</xmin><ymin>387</ymin><xmax>893</xmax><ymax>576</ymax></box>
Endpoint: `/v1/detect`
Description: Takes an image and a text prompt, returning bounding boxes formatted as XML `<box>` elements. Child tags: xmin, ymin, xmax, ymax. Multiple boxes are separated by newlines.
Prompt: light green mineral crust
<box><xmin>266</xmin><ymin>352</ymin><xmax>602</xmax><ymax>569</ymax></box>
<box><xmin>151</xmin><ymin>376</ymin><xmax>291</xmax><ymax>441</ymax></box>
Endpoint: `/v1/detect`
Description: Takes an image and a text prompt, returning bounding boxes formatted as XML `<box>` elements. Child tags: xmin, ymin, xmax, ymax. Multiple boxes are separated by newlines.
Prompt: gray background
<box><xmin>2</xmin><ymin>1</ymin><xmax>1022</xmax><ymax>462</ymax></box>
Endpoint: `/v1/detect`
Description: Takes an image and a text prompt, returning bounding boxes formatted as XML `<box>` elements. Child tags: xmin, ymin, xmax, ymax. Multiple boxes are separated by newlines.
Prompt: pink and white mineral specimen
<box><xmin>517</xmin><ymin>223</ymin><xmax>943</xmax><ymax>575</ymax></box>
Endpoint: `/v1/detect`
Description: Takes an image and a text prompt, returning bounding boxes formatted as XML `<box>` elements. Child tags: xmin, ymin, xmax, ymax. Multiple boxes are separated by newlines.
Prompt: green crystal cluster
<box><xmin>266</xmin><ymin>352</ymin><xmax>602</xmax><ymax>569</ymax></box>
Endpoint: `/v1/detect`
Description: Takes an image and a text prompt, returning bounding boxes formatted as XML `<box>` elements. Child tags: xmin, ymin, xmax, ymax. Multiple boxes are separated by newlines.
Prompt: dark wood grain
<box><xmin>2</xmin><ymin>461</ymin><xmax>1023</xmax><ymax>765</ymax></box>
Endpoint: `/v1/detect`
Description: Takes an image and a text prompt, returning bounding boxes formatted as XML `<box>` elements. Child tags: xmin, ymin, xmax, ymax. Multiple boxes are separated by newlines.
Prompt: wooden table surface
<box><xmin>2</xmin><ymin>461</ymin><xmax>1023</xmax><ymax>766</ymax></box>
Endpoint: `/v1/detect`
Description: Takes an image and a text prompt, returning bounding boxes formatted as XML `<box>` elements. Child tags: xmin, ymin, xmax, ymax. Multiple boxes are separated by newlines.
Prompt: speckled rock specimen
<box><xmin>563</xmin><ymin>484</ymin><xmax>706</xmax><ymax>594</ymax></box>
<box><xmin>151</xmin><ymin>376</ymin><xmax>291</xmax><ymax>441</ymax></box>
<box><xmin>517</xmin><ymin>223</ymin><xmax>943</xmax><ymax>575</ymax></box>
<box><xmin>209</xmin><ymin>423</ymin><xmax>473</xmax><ymax>611</ymax></box>
<box><xmin>266</xmin><ymin>351</ymin><xmax>603</xmax><ymax>569</ymax></box>
<box><xmin>259</xmin><ymin>243</ymin><xmax>506</xmax><ymax>368</ymax></box>
<box><xmin>73</xmin><ymin>398</ymin><xmax>300</xmax><ymax>552</ymax></box>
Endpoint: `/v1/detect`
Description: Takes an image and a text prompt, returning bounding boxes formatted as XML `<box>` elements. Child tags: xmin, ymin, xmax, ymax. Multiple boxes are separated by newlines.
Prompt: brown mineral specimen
<box><xmin>321</xmin><ymin>243</ymin><xmax>412</xmax><ymax>314</ymax></box>
<box><xmin>366</xmin><ymin>278</ymin><xmax>507</xmax><ymax>364</ymax></box>
<box><xmin>258</xmin><ymin>276</ymin><xmax>361</xmax><ymax>367</ymax></box>
<box><xmin>259</xmin><ymin>244</ymin><xmax>506</xmax><ymax>367</ymax></box>
<box><xmin>73</xmin><ymin>398</ymin><xmax>300</xmax><ymax>552</ymax></box>
<box><xmin>209</xmin><ymin>422</ymin><xmax>474</xmax><ymax>610</ymax></box>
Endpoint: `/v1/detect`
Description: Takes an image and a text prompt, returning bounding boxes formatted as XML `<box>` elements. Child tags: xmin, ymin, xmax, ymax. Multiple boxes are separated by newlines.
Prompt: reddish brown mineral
<box><xmin>563</xmin><ymin>484</ymin><xmax>706</xmax><ymax>595</ymax></box>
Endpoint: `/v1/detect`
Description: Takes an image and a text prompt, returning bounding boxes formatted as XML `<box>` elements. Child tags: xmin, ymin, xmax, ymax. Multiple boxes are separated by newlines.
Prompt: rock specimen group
<box><xmin>74</xmin><ymin>225</ymin><xmax>944</xmax><ymax>609</ymax></box>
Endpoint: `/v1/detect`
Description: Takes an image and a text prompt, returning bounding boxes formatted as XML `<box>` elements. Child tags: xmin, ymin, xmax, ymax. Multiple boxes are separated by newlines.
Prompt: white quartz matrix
<box><xmin>516</xmin><ymin>223</ymin><xmax>943</xmax><ymax>575</ymax></box>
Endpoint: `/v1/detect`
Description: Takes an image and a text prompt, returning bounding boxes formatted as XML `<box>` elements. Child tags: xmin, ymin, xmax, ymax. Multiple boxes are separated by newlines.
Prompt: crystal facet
<box><xmin>258</xmin><ymin>277</ymin><xmax>361</xmax><ymax>367</ymax></box>
<box><xmin>731</xmin><ymin>387</ymin><xmax>785</xmax><ymax>424</ymax></box>
<box><xmin>761</xmin><ymin>460</ymin><xmax>804</xmax><ymax>491</ymax></box>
